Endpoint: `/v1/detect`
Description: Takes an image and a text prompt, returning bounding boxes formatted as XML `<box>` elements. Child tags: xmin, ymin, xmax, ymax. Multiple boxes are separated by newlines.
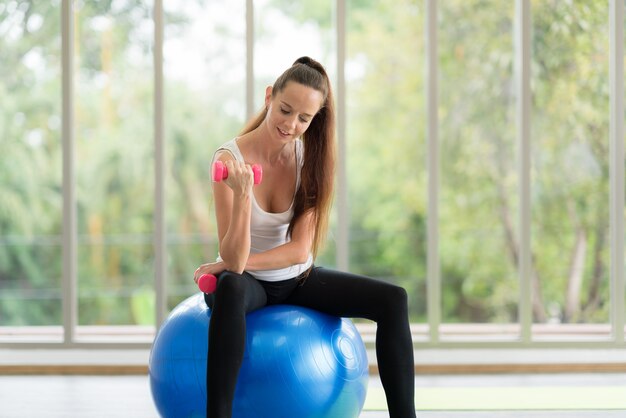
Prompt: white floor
<box><xmin>0</xmin><ymin>374</ymin><xmax>625</xmax><ymax>418</ymax></box>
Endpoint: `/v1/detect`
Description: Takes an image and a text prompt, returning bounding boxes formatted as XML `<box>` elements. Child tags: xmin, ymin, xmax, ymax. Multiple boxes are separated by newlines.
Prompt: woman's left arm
<box><xmin>245</xmin><ymin>210</ymin><xmax>316</xmax><ymax>271</ymax></box>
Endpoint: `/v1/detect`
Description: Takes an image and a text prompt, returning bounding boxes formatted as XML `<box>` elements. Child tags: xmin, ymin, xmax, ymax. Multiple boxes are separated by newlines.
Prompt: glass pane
<box><xmin>165</xmin><ymin>1</ymin><xmax>246</xmax><ymax>309</ymax></box>
<box><xmin>531</xmin><ymin>1</ymin><xmax>610</xmax><ymax>335</ymax></box>
<box><xmin>75</xmin><ymin>1</ymin><xmax>155</xmax><ymax>326</ymax></box>
<box><xmin>254</xmin><ymin>0</ymin><xmax>337</xmax><ymax>265</ymax></box>
<box><xmin>439</xmin><ymin>1</ymin><xmax>517</xmax><ymax>332</ymax></box>
<box><xmin>254</xmin><ymin>0</ymin><xmax>335</xmax><ymax>99</ymax></box>
<box><xmin>346</xmin><ymin>0</ymin><xmax>426</xmax><ymax>322</ymax></box>
<box><xmin>0</xmin><ymin>1</ymin><xmax>62</xmax><ymax>332</ymax></box>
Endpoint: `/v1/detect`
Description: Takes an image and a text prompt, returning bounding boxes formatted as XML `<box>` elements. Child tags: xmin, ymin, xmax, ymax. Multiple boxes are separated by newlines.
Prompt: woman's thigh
<box><xmin>284</xmin><ymin>267</ymin><xmax>406</xmax><ymax>321</ymax></box>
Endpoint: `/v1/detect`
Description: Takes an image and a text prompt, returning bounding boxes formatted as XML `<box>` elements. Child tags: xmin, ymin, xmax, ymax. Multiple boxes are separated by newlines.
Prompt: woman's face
<box><xmin>264</xmin><ymin>81</ymin><xmax>324</xmax><ymax>142</ymax></box>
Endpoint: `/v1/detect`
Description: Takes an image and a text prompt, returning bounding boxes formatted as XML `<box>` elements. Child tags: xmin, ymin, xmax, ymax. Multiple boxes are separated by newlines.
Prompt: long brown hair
<box><xmin>240</xmin><ymin>57</ymin><xmax>335</xmax><ymax>260</ymax></box>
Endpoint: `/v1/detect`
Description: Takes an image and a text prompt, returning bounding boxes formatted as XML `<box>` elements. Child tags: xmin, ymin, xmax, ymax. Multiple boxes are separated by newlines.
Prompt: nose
<box><xmin>286</xmin><ymin>114</ymin><xmax>298</xmax><ymax>130</ymax></box>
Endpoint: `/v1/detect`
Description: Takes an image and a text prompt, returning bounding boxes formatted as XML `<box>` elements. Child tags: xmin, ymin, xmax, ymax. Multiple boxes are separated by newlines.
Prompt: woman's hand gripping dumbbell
<box><xmin>198</xmin><ymin>273</ymin><xmax>218</xmax><ymax>294</ymax></box>
<box><xmin>212</xmin><ymin>161</ymin><xmax>263</xmax><ymax>185</ymax></box>
<box><xmin>194</xmin><ymin>261</ymin><xmax>225</xmax><ymax>294</ymax></box>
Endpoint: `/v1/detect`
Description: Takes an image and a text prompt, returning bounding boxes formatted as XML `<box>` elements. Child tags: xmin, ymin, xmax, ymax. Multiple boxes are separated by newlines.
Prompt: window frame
<box><xmin>0</xmin><ymin>0</ymin><xmax>624</xmax><ymax>350</ymax></box>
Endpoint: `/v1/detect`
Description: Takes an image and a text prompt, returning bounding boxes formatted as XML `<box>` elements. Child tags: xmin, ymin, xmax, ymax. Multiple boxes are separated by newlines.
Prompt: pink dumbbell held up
<box><xmin>212</xmin><ymin>161</ymin><xmax>263</xmax><ymax>185</ymax></box>
<box><xmin>198</xmin><ymin>274</ymin><xmax>217</xmax><ymax>294</ymax></box>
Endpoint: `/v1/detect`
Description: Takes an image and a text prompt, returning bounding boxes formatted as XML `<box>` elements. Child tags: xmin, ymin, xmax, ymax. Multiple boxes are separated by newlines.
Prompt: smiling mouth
<box><xmin>278</xmin><ymin>128</ymin><xmax>290</xmax><ymax>137</ymax></box>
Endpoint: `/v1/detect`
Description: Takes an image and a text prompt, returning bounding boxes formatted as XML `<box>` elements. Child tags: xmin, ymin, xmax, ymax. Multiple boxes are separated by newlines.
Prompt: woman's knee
<box><xmin>211</xmin><ymin>271</ymin><xmax>268</xmax><ymax>314</ymax></box>
<box><xmin>380</xmin><ymin>283</ymin><xmax>408</xmax><ymax>314</ymax></box>
<box><xmin>214</xmin><ymin>272</ymin><xmax>247</xmax><ymax>301</ymax></box>
<box><xmin>203</xmin><ymin>273</ymin><xmax>245</xmax><ymax>309</ymax></box>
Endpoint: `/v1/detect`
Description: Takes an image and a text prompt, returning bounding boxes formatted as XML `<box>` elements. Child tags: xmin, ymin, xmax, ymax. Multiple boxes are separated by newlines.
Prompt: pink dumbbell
<box><xmin>198</xmin><ymin>273</ymin><xmax>217</xmax><ymax>294</ymax></box>
<box><xmin>212</xmin><ymin>161</ymin><xmax>263</xmax><ymax>185</ymax></box>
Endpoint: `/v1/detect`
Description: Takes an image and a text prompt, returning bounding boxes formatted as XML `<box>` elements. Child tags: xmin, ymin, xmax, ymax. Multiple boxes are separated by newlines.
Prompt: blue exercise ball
<box><xmin>149</xmin><ymin>293</ymin><xmax>369</xmax><ymax>418</ymax></box>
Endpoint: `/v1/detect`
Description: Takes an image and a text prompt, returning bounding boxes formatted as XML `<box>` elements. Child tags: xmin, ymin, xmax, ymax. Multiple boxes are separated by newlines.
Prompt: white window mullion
<box><xmin>61</xmin><ymin>0</ymin><xmax>77</xmax><ymax>345</ymax></box>
<box><xmin>426</xmin><ymin>0</ymin><xmax>440</xmax><ymax>343</ymax></box>
<box><xmin>246</xmin><ymin>0</ymin><xmax>254</xmax><ymax>120</ymax></box>
<box><xmin>609</xmin><ymin>0</ymin><xmax>625</xmax><ymax>343</ymax></box>
<box><xmin>515</xmin><ymin>0</ymin><xmax>532</xmax><ymax>343</ymax></box>
<box><xmin>154</xmin><ymin>0</ymin><xmax>166</xmax><ymax>326</ymax></box>
<box><xmin>336</xmin><ymin>0</ymin><xmax>349</xmax><ymax>272</ymax></box>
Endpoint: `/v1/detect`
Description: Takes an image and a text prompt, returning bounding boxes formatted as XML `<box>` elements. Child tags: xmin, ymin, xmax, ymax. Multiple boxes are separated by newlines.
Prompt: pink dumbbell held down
<box><xmin>212</xmin><ymin>161</ymin><xmax>263</xmax><ymax>185</ymax></box>
<box><xmin>198</xmin><ymin>274</ymin><xmax>217</xmax><ymax>294</ymax></box>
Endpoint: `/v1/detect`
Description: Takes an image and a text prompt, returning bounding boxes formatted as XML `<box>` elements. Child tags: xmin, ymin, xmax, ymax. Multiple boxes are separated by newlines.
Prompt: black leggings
<box><xmin>205</xmin><ymin>266</ymin><xmax>416</xmax><ymax>418</ymax></box>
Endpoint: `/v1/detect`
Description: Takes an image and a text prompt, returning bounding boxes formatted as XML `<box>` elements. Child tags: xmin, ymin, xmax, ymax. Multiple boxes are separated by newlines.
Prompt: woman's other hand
<box><xmin>193</xmin><ymin>261</ymin><xmax>226</xmax><ymax>285</ymax></box>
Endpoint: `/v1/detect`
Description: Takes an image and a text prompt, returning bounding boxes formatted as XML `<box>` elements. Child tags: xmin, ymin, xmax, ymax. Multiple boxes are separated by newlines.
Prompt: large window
<box><xmin>346</xmin><ymin>0</ymin><xmax>427</xmax><ymax>322</ymax></box>
<box><xmin>0</xmin><ymin>1</ymin><xmax>63</xmax><ymax>335</ymax></box>
<box><xmin>531</xmin><ymin>0</ymin><xmax>611</xmax><ymax>337</ymax></box>
<box><xmin>439</xmin><ymin>1</ymin><xmax>517</xmax><ymax>332</ymax></box>
<box><xmin>1</xmin><ymin>0</ymin><xmax>624</xmax><ymax>347</ymax></box>
<box><xmin>75</xmin><ymin>1</ymin><xmax>155</xmax><ymax>328</ymax></box>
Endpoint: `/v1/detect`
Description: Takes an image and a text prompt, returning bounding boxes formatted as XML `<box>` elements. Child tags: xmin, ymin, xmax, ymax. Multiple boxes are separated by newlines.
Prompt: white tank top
<box><xmin>212</xmin><ymin>138</ymin><xmax>314</xmax><ymax>281</ymax></box>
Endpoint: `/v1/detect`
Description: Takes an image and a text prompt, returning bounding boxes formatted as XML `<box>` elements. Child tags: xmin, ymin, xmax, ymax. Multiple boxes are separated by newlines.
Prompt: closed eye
<box><xmin>281</xmin><ymin>107</ymin><xmax>310</xmax><ymax>123</ymax></box>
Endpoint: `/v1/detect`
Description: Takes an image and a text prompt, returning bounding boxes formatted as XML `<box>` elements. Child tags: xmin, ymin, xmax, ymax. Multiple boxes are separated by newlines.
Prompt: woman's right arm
<box><xmin>212</xmin><ymin>153</ymin><xmax>255</xmax><ymax>274</ymax></box>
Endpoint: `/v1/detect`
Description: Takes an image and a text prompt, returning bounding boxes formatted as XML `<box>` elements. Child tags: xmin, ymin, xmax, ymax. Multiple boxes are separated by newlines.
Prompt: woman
<box><xmin>194</xmin><ymin>56</ymin><xmax>416</xmax><ymax>418</ymax></box>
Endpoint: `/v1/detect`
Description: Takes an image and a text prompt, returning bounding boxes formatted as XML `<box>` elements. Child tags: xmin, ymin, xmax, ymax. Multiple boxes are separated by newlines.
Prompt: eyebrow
<box><xmin>280</xmin><ymin>101</ymin><xmax>314</xmax><ymax>118</ymax></box>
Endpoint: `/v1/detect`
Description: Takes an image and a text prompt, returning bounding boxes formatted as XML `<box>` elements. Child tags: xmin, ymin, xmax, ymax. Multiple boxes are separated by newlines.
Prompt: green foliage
<box><xmin>0</xmin><ymin>0</ymin><xmax>63</xmax><ymax>325</ymax></box>
<box><xmin>530</xmin><ymin>0</ymin><xmax>610</xmax><ymax>323</ymax></box>
<box><xmin>343</xmin><ymin>0</ymin><xmax>426</xmax><ymax>321</ymax></box>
